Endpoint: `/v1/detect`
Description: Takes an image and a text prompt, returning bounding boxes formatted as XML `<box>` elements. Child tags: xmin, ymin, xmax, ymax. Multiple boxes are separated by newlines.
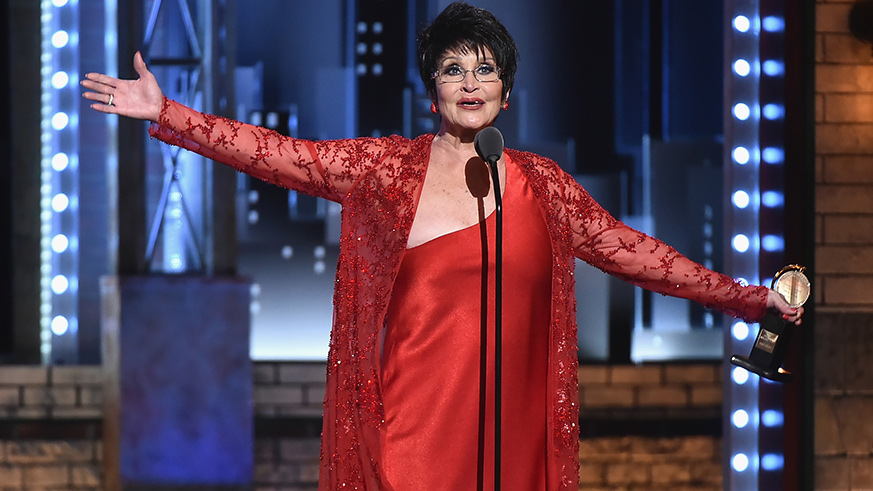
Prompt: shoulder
<box><xmin>506</xmin><ymin>147</ymin><xmax>570</xmax><ymax>185</ymax></box>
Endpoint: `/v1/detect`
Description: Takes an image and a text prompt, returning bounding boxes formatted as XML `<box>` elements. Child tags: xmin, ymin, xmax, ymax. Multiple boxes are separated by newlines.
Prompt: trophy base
<box><xmin>730</xmin><ymin>355</ymin><xmax>792</xmax><ymax>383</ymax></box>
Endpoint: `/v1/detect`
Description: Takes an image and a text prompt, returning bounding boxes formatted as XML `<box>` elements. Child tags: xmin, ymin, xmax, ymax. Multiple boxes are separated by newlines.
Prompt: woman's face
<box><xmin>434</xmin><ymin>47</ymin><xmax>506</xmax><ymax>137</ymax></box>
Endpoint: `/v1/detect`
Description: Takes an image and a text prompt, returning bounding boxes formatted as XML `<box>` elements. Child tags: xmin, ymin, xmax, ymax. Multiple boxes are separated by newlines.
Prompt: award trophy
<box><xmin>730</xmin><ymin>265</ymin><xmax>810</xmax><ymax>382</ymax></box>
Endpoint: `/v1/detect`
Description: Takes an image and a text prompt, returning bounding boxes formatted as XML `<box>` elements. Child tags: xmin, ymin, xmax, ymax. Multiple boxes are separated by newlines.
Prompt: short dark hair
<box><xmin>417</xmin><ymin>2</ymin><xmax>519</xmax><ymax>102</ymax></box>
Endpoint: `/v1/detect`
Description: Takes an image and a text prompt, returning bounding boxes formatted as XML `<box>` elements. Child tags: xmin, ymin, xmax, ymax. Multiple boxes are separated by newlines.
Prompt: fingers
<box><xmin>134</xmin><ymin>51</ymin><xmax>151</xmax><ymax>80</ymax></box>
<box><xmin>82</xmin><ymin>71</ymin><xmax>118</xmax><ymax>89</ymax></box>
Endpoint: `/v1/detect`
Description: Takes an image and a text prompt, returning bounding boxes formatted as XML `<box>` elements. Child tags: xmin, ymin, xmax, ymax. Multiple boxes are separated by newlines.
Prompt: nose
<box><xmin>461</xmin><ymin>71</ymin><xmax>479</xmax><ymax>91</ymax></box>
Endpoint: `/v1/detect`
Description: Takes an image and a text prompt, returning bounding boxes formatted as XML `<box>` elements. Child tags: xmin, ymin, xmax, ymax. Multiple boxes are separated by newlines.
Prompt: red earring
<box><xmin>502</xmin><ymin>101</ymin><xmax>510</xmax><ymax>111</ymax></box>
<box><xmin>430</xmin><ymin>102</ymin><xmax>438</xmax><ymax>114</ymax></box>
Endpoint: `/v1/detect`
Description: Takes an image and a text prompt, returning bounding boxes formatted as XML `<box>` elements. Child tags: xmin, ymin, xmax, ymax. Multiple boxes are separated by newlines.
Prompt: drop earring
<box><xmin>430</xmin><ymin>102</ymin><xmax>438</xmax><ymax>114</ymax></box>
<box><xmin>502</xmin><ymin>101</ymin><xmax>510</xmax><ymax>111</ymax></box>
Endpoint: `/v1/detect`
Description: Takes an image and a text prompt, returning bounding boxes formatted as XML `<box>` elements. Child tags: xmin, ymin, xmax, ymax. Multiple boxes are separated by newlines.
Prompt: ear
<box><xmin>503</xmin><ymin>88</ymin><xmax>511</xmax><ymax>105</ymax></box>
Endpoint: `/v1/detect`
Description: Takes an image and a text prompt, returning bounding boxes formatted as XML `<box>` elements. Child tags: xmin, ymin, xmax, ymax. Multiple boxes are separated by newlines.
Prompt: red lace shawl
<box><xmin>149</xmin><ymin>97</ymin><xmax>769</xmax><ymax>490</ymax></box>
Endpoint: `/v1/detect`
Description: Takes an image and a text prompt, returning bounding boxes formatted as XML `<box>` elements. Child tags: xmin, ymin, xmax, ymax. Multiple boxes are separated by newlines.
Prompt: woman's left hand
<box><xmin>767</xmin><ymin>289</ymin><xmax>804</xmax><ymax>325</ymax></box>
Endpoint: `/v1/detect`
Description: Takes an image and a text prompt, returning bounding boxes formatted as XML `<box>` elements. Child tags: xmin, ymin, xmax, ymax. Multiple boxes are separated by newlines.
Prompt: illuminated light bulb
<box><xmin>733</xmin><ymin>59</ymin><xmax>751</xmax><ymax>77</ymax></box>
<box><xmin>762</xmin><ymin>147</ymin><xmax>784</xmax><ymax>164</ymax></box>
<box><xmin>732</xmin><ymin>234</ymin><xmax>750</xmax><ymax>253</ymax></box>
<box><xmin>51</xmin><ymin>234</ymin><xmax>69</xmax><ymax>253</ymax></box>
<box><xmin>732</xmin><ymin>366</ymin><xmax>750</xmax><ymax>385</ymax></box>
<box><xmin>733</xmin><ymin>146</ymin><xmax>750</xmax><ymax>165</ymax></box>
<box><xmin>51</xmin><ymin>71</ymin><xmax>69</xmax><ymax>89</ymax></box>
<box><xmin>733</xmin><ymin>15</ymin><xmax>751</xmax><ymax>33</ymax></box>
<box><xmin>762</xmin><ymin>235</ymin><xmax>785</xmax><ymax>252</ymax></box>
<box><xmin>51</xmin><ymin>315</ymin><xmax>69</xmax><ymax>335</ymax></box>
<box><xmin>51</xmin><ymin>153</ymin><xmax>69</xmax><ymax>171</ymax></box>
<box><xmin>51</xmin><ymin>275</ymin><xmax>69</xmax><ymax>294</ymax></box>
<box><xmin>732</xmin><ymin>453</ymin><xmax>750</xmax><ymax>472</ymax></box>
<box><xmin>763</xmin><ymin>103</ymin><xmax>784</xmax><ymax>120</ymax></box>
<box><xmin>52</xmin><ymin>112</ymin><xmax>69</xmax><ymax>130</ymax></box>
<box><xmin>732</xmin><ymin>190</ymin><xmax>750</xmax><ymax>209</ymax></box>
<box><xmin>762</xmin><ymin>410</ymin><xmax>784</xmax><ymax>427</ymax></box>
<box><xmin>51</xmin><ymin>193</ymin><xmax>69</xmax><ymax>212</ymax></box>
<box><xmin>762</xmin><ymin>454</ymin><xmax>784</xmax><ymax>471</ymax></box>
<box><xmin>762</xmin><ymin>16</ymin><xmax>785</xmax><ymax>32</ymax></box>
<box><xmin>763</xmin><ymin>60</ymin><xmax>785</xmax><ymax>76</ymax></box>
<box><xmin>51</xmin><ymin>30</ymin><xmax>69</xmax><ymax>48</ymax></box>
<box><xmin>733</xmin><ymin>103</ymin><xmax>751</xmax><ymax>121</ymax></box>
<box><xmin>732</xmin><ymin>321</ymin><xmax>749</xmax><ymax>341</ymax></box>
<box><xmin>732</xmin><ymin>409</ymin><xmax>750</xmax><ymax>428</ymax></box>
<box><xmin>762</xmin><ymin>191</ymin><xmax>785</xmax><ymax>207</ymax></box>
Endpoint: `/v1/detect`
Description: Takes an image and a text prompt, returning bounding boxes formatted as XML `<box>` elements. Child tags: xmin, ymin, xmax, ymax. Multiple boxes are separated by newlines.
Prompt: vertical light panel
<box><xmin>724</xmin><ymin>2</ymin><xmax>761</xmax><ymax>489</ymax></box>
<box><xmin>41</xmin><ymin>0</ymin><xmax>80</xmax><ymax>364</ymax></box>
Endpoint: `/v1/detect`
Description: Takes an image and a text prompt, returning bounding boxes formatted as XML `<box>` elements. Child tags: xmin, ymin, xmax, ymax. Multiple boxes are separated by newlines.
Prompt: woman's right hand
<box><xmin>81</xmin><ymin>51</ymin><xmax>163</xmax><ymax>122</ymax></box>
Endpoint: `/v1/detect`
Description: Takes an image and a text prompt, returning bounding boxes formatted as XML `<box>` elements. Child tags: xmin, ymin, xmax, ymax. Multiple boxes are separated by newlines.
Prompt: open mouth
<box><xmin>459</xmin><ymin>99</ymin><xmax>484</xmax><ymax>107</ymax></box>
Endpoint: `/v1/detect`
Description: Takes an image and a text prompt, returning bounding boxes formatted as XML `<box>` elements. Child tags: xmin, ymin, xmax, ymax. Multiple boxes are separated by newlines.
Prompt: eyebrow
<box><xmin>439</xmin><ymin>57</ymin><xmax>497</xmax><ymax>66</ymax></box>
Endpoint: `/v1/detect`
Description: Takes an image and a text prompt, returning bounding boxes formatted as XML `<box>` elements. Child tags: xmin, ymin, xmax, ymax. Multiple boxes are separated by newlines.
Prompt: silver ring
<box><xmin>107</xmin><ymin>94</ymin><xmax>114</xmax><ymax>106</ymax></box>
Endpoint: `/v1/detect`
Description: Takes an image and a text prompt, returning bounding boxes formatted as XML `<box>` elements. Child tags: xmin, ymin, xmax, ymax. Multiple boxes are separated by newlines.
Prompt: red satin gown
<box><xmin>380</xmin><ymin>157</ymin><xmax>554</xmax><ymax>490</ymax></box>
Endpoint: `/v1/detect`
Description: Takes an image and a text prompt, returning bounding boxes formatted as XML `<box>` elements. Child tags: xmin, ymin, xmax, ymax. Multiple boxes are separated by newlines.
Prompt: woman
<box><xmin>82</xmin><ymin>3</ymin><xmax>802</xmax><ymax>489</ymax></box>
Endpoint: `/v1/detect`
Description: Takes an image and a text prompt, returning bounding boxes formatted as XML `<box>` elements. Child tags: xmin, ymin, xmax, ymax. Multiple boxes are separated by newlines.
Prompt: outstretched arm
<box><xmin>557</xmin><ymin>171</ymin><xmax>803</xmax><ymax>325</ymax></box>
<box><xmin>81</xmin><ymin>51</ymin><xmax>163</xmax><ymax>122</ymax></box>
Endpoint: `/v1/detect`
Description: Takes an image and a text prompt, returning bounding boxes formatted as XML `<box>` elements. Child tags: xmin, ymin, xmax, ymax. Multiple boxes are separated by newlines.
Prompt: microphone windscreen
<box><xmin>474</xmin><ymin>126</ymin><xmax>504</xmax><ymax>163</ymax></box>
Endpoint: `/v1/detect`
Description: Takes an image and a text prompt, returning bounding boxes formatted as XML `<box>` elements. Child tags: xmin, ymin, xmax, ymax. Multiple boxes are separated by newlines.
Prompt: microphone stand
<box><xmin>485</xmin><ymin>156</ymin><xmax>503</xmax><ymax>491</ymax></box>
<box><xmin>475</xmin><ymin>126</ymin><xmax>505</xmax><ymax>491</ymax></box>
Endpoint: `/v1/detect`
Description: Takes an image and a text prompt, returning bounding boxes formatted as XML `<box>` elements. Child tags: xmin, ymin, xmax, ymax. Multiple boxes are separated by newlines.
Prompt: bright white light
<box><xmin>762</xmin><ymin>191</ymin><xmax>785</xmax><ymax>207</ymax></box>
<box><xmin>732</xmin><ymin>409</ymin><xmax>750</xmax><ymax>428</ymax></box>
<box><xmin>51</xmin><ymin>112</ymin><xmax>69</xmax><ymax>130</ymax></box>
<box><xmin>733</xmin><ymin>146</ymin><xmax>751</xmax><ymax>165</ymax></box>
<box><xmin>51</xmin><ymin>153</ymin><xmax>69</xmax><ymax>171</ymax></box>
<box><xmin>763</xmin><ymin>147</ymin><xmax>785</xmax><ymax>163</ymax></box>
<box><xmin>733</xmin><ymin>59</ymin><xmax>751</xmax><ymax>77</ymax></box>
<box><xmin>762</xmin><ymin>410</ymin><xmax>784</xmax><ymax>427</ymax></box>
<box><xmin>170</xmin><ymin>255</ymin><xmax>183</xmax><ymax>270</ymax></box>
<box><xmin>763</xmin><ymin>103</ymin><xmax>784</xmax><ymax>119</ymax></box>
<box><xmin>51</xmin><ymin>30</ymin><xmax>69</xmax><ymax>48</ymax></box>
<box><xmin>732</xmin><ymin>321</ymin><xmax>750</xmax><ymax>341</ymax></box>
<box><xmin>733</xmin><ymin>15</ymin><xmax>751</xmax><ymax>33</ymax></box>
<box><xmin>732</xmin><ymin>366</ymin><xmax>750</xmax><ymax>385</ymax></box>
<box><xmin>732</xmin><ymin>190</ymin><xmax>750</xmax><ymax>209</ymax></box>
<box><xmin>52</xmin><ymin>0</ymin><xmax>69</xmax><ymax>6</ymax></box>
<box><xmin>51</xmin><ymin>193</ymin><xmax>70</xmax><ymax>212</ymax></box>
<box><xmin>733</xmin><ymin>103</ymin><xmax>751</xmax><ymax>121</ymax></box>
<box><xmin>51</xmin><ymin>315</ymin><xmax>69</xmax><ymax>336</ymax></box>
<box><xmin>762</xmin><ymin>235</ymin><xmax>785</xmax><ymax>252</ymax></box>
<box><xmin>733</xmin><ymin>234</ymin><xmax>750</xmax><ymax>253</ymax></box>
<box><xmin>281</xmin><ymin>246</ymin><xmax>294</xmax><ymax>259</ymax></box>
<box><xmin>51</xmin><ymin>71</ymin><xmax>70</xmax><ymax>89</ymax></box>
<box><xmin>51</xmin><ymin>234</ymin><xmax>69</xmax><ymax>253</ymax></box>
<box><xmin>51</xmin><ymin>275</ymin><xmax>69</xmax><ymax>294</ymax></box>
<box><xmin>732</xmin><ymin>453</ymin><xmax>750</xmax><ymax>472</ymax></box>
<box><xmin>763</xmin><ymin>16</ymin><xmax>785</xmax><ymax>32</ymax></box>
<box><xmin>762</xmin><ymin>454</ymin><xmax>784</xmax><ymax>471</ymax></box>
<box><xmin>763</xmin><ymin>60</ymin><xmax>785</xmax><ymax>76</ymax></box>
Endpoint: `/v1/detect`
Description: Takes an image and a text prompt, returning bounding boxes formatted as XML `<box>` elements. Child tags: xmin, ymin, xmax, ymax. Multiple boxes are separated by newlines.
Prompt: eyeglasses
<box><xmin>431</xmin><ymin>64</ymin><xmax>502</xmax><ymax>84</ymax></box>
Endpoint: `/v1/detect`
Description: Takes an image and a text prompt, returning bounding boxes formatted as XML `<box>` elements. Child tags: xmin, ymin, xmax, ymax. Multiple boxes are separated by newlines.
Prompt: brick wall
<box><xmin>0</xmin><ymin>362</ymin><xmax>721</xmax><ymax>490</ymax></box>
<box><xmin>0</xmin><ymin>366</ymin><xmax>102</xmax><ymax>491</ymax></box>
<box><xmin>815</xmin><ymin>1</ymin><xmax>873</xmax><ymax>490</ymax></box>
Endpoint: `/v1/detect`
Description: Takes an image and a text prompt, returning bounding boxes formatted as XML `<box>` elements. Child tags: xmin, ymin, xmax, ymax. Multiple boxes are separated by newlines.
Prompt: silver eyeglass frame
<box><xmin>430</xmin><ymin>64</ymin><xmax>502</xmax><ymax>83</ymax></box>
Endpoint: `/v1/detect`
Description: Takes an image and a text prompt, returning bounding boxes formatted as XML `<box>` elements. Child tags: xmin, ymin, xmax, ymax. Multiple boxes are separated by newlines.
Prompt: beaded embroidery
<box><xmin>150</xmin><ymin>97</ymin><xmax>768</xmax><ymax>490</ymax></box>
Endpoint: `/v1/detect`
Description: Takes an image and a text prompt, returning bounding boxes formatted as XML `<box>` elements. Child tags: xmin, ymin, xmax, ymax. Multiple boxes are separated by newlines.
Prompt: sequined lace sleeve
<box><xmin>560</xmin><ymin>170</ymin><xmax>768</xmax><ymax>323</ymax></box>
<box><xmin>148</xmin><ymin>97</ymin><xmax>398</xmax><ymax>201</ymax></box>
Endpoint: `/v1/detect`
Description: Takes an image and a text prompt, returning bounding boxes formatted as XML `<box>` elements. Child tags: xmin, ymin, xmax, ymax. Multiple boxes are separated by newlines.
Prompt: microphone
<box><xmin>474</xmin><ymin>126</ymin><xmax>504</xmax><ymax>166</ymax></box>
